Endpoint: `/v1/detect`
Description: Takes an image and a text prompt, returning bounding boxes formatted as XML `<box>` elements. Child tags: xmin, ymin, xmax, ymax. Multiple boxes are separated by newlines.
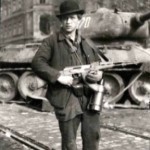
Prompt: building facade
<box><xmin>0</xmin><ymin>0</ymin><xmax>56</xmax><ymax>46</ymax></box>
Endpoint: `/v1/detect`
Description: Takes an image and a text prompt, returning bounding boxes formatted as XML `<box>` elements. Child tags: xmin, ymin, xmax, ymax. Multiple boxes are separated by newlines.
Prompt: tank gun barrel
<box><xmin>139</xmin><ymin>11</ymin><xmax>150</xmax><ymax>23</ymax></box>
<box><xmin>132</xmin><ymin>11</ymin><xmax>150</xmax><ymax>27</ymax></box>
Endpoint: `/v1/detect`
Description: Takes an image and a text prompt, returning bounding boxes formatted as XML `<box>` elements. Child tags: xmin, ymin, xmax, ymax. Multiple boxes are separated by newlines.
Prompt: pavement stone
<box><xmin>0</xmin><ymin>103</ymin><xmax>149</xmax><ymax>150</ymax></box>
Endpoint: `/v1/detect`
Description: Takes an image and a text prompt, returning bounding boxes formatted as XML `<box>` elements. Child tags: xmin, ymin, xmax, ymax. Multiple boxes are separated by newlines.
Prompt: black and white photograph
<box><xmin>0</xmin><ymin>0</ymin><xmax>150</xmax><ymax>149</ymax></box>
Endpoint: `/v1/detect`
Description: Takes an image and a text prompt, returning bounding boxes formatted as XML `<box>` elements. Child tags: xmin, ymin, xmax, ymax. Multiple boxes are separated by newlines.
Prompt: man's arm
<box><xmin>32</xmin><ymin>37</ymin><xmax>74</xmax><ymax>86</ymax></box>
<box><xmin>32</xmin><ymin>38</ymin><xmax>60</xmax><ymax>84</ymax></box>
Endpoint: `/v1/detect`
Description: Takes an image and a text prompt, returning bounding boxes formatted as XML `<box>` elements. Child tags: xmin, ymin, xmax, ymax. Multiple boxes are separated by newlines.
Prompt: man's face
<box><xmin>61</xmin><ymin>14</ymin><xmax>80</xmax><ymax>33</ymax></box>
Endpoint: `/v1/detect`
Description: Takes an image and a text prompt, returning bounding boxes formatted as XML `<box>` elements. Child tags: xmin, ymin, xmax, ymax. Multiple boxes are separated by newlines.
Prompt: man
<box><xmin>32</xmin><ymin>1</ymin><xmax>102</xmax><ymax>149</ymax></box>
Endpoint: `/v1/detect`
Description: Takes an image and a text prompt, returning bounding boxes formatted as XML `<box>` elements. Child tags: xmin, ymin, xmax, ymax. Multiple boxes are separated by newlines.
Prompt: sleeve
<box><xmin>31</xmin><ymin>37</ymin><xmax>60</xmax><ymax>84</ymax></box>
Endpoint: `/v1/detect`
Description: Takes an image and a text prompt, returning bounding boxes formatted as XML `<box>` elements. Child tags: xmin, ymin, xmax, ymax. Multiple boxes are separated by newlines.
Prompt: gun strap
<box><xmin>85</xmin><ymin>39</ymin><xmax>109</xmax><ymax>62</ymax></box>
<box><xmin>65</xmin><ymin>38</ymin><xmax>83</xmax><ymax>65</ymax></box>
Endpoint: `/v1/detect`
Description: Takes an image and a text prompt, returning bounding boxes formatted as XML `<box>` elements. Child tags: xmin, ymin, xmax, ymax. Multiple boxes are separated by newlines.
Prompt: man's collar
<box><xmin>58</xmin><ymin>29</ymin><xmax>85</xmax><ymax>42</ymax></box>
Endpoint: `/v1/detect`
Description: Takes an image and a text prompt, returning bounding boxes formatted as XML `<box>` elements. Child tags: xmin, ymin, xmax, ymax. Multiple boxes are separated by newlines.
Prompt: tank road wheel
<box><xmin>103</xmin><ymin>73</ymin><xmax>125</xmax><ymax>104</ymax></box>
<box><xmin>128</xmin><ymin>73</ymin><xmax>150</xmax><ymax>104</ymax></box>
<box><xmin>18</xmin><ymin>71</ymin><xmax>47</xmax><ymax>100</ymax></box>
<box><xmin>0</xmin><ymin>72</ymin><xmax>18</xmax><ymax>102</ymax></box>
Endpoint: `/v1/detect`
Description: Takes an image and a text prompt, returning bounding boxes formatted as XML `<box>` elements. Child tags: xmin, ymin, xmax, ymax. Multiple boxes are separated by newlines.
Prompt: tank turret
<box><xmin>79</xmin><ymin>8</ymin><xmax>150</xmax><ymax>39</ymax></box>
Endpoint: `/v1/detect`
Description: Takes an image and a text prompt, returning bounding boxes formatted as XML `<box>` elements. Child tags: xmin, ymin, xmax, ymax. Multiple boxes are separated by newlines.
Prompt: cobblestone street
<box><xmin>0</xmin><ymin>103</ymin><xmax>150</xmax><ymax>150</ymax></box>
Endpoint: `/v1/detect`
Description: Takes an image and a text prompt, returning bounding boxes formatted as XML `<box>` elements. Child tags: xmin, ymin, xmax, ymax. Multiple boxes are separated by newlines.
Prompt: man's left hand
<box><xmin>85</xmin><ymin>70</ymin><xmax>103</xmax><ymax>83</ymax></box>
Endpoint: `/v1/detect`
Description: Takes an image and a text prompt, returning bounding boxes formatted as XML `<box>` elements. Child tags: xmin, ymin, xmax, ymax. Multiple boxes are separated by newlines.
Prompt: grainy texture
<box><xmin>0</xmin><ymin>103</ymin><xmax>149</xmax><ymax>150</ymax></box>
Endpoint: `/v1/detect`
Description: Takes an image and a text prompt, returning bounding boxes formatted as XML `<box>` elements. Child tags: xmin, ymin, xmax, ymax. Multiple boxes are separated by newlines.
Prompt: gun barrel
<box><xmin>131</xmin><ymin>11</ymin><xmax>150</xmax><ymax>28</ymax></box>
<box><xmin>139</xmin><ymin>11</ymin><xmax>150</xmax><ymax>23</ymax></box>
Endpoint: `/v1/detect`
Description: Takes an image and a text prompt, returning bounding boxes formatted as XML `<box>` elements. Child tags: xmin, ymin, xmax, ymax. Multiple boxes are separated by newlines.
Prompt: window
<box><xmin>18</xmin><ymin>0</ymin><xmax>22</xmax><ymax>10</ymax></box>
<box><xmin>40</xmin><ymin>0</ymin><xmax>45</xmax><ymax>4</ymax></box>
<box><xmin>8</xmin><ymin>3</ymin><xmax>11</xmax><ymax>15</ymax></box>
<box><xmin>12</xmin><ymin>23</ymin><xmax>17</xmax><ymax>36</ymax></box>
<box><xmin>18</xmin><ymin>20</ymin><xmax>23</xmax><ymax>34</ymax></box>
<box><xmin>4</xmin><ymin>26</ymin><xmax>7</xmax><ymax>39</ymax></box>
<box><xmin>13</xmin><ymin>0</ymin><xmax>17</xmax><ymax>12</ymax></box>
<box><xmin>3</xmin><ymin>7</ymin><xmax>7</xmax><ymax>18</ymax></box>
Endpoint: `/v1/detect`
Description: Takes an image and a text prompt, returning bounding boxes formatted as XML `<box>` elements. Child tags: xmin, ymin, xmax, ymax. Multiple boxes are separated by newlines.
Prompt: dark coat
<box><xmin>32</xmin><ymin>31</ymin><xmax>99</xmax><ymax>121</ymax></box>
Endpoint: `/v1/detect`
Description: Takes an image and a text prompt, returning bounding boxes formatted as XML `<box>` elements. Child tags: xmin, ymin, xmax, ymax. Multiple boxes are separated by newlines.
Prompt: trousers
<box><xmin>58</xmin><ymin>110</ymin><xmax>100</xmax><ymax>150</ymax></box>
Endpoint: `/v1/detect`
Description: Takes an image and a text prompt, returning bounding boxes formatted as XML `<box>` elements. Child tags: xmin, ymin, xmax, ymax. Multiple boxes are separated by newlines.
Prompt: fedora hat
<box><xmin>57</xmin><ymin>0</ymin><xmax>84</xmax><ymax>17</ymax></box>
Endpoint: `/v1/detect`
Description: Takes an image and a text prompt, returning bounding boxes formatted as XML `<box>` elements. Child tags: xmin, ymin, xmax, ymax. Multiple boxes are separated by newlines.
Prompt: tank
<box><xmin>79</xmin><ymin>8</ymin><xmax>150</xmax><ymax>105</ymax></box>
<box><xmin>1</xmin><ymin>8</ymin><xmax>150</xmax><ymax>106</ymax></box>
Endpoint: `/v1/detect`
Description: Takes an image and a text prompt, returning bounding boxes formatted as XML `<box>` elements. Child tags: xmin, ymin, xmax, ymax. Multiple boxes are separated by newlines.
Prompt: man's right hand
<box><xmin>57</xmin><ymin>75</ymin><xmax>74</xmax><ymax>86</ymax></box>
<box><xmin>140</xmin><ymin>62</ymin><xmax>150</xmax><ymax>73</ymax></box>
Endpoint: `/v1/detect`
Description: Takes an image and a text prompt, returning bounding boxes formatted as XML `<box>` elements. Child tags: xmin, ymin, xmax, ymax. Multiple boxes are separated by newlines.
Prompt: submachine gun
<box><xmin>60</xmin><ymin>61</ymin><xmax>139</xmax><ymax>112</ymax></box>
